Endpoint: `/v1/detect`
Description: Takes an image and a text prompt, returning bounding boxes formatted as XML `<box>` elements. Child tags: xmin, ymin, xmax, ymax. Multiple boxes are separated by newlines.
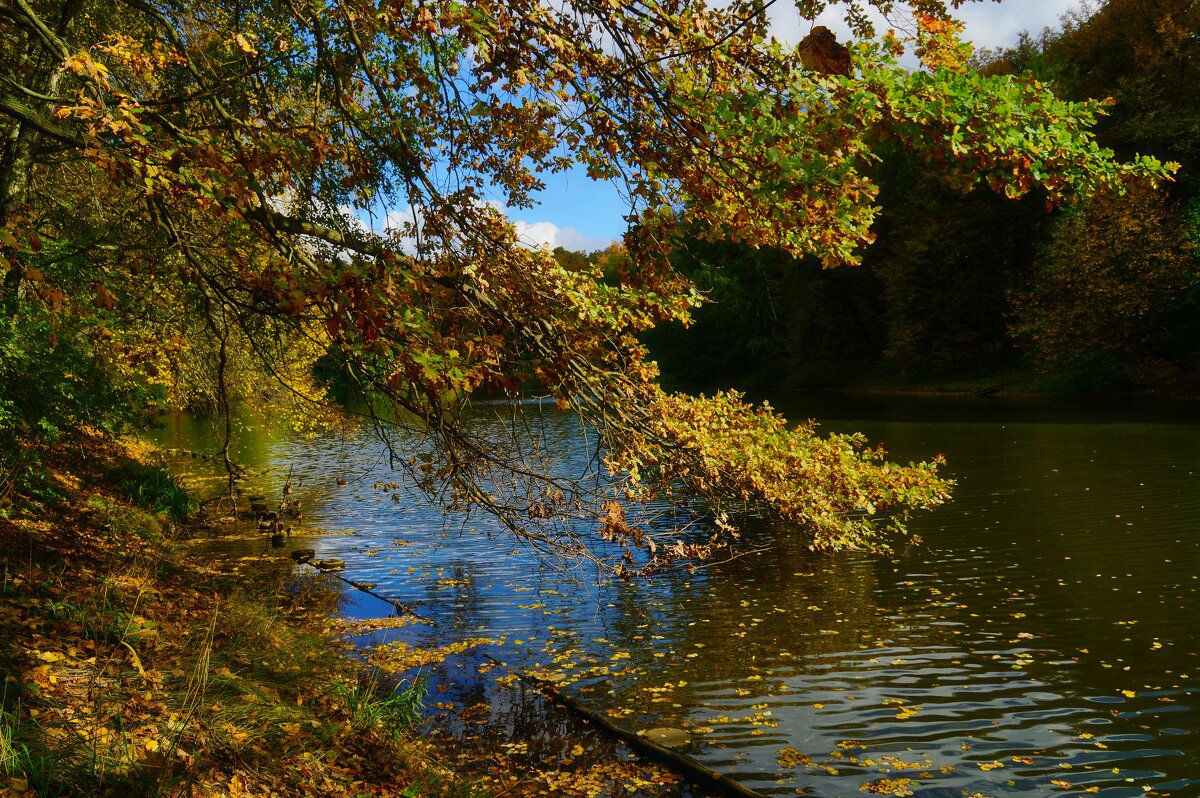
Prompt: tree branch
<box><xmin>0</xmin><ymin>88</ymin><xmax>80</xmax><ymax>145</ymax></box>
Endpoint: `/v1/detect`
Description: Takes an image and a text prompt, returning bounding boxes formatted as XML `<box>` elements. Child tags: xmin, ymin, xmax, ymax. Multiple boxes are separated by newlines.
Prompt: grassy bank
<box><xmin>0</xmin><ymin>434</ymin><xmax>465</xmax><ymax>797</ymax></box>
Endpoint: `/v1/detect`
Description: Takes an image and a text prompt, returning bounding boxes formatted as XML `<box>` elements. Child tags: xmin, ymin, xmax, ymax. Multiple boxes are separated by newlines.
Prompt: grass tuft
<box><xmin>111</xmin><ymin>461</ymin><xmax>195</xmax><ymax>524</ymax></box>
<box><xmin>335</xmin><ymin>670</ymin><xmax>428</xmax><ymax>742</ymax></box>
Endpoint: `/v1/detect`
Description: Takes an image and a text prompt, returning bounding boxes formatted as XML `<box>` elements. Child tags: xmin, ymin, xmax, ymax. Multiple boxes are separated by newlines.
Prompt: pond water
<box><xmin>146</xmin><ymin>394</ymin><xmax>1200</xmax><ymax>797</ymax></box>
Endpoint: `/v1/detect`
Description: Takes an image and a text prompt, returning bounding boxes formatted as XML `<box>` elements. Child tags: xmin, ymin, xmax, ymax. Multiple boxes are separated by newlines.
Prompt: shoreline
<box><xmin>0</xmin><ymin>433</ymin><xmax>709</xmax><ymax>797</ymax></box>
<box><xmin>0</xmin><ymin>433</ymin><xmax>469</xmax><ymax>797</ymax></box>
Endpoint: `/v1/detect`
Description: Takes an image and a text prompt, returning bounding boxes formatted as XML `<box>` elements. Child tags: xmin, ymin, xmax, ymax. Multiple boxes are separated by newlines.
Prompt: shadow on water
<box><xmin>146</xmin><ymin>394</ymin><xmax>1200</xmax><ymax>797</ymax></box>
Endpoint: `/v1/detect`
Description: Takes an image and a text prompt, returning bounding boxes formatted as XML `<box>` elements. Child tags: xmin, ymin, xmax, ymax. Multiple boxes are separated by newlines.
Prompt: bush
<box><xmin>1</xmin><ymin>308</ymin><xmax>124</xmax><ymax>501</ymax></box>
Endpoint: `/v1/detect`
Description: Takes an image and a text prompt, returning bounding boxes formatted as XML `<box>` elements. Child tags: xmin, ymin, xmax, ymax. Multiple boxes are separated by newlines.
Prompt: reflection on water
<box><xmin>146</xmin><ymin>396</ymin><xmax>1200</xmax><ymax>797</ymax></box>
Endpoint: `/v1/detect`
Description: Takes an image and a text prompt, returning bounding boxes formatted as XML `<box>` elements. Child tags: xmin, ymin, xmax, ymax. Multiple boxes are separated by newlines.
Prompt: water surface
<box><xmin>147</xmin><ymin>396</ymin><xmax>1200</xmax><ymax>796</ymax></box>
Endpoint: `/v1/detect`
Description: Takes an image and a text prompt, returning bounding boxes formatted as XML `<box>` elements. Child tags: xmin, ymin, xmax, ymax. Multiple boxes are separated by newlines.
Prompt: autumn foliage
<box><xmin>0</xmin><ymin>0</ymin><xmax>1175</xmax><ymax>567</ymax></box>
<box><xmin>1012</xmin><ymin>181</ymin><xmax>1198</xmax><ymax>384</ymax></box>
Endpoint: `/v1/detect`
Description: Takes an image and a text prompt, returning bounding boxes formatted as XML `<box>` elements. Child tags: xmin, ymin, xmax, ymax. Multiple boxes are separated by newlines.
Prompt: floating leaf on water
<box><xmin>859</xmin><ymin>777</ymin><xmax>916</xmax><ymax>796</ymax></box>
<box><xmin>777</xmin><ymin>747</ymin><xmax>813</xmax><ymax>768</ymax></box>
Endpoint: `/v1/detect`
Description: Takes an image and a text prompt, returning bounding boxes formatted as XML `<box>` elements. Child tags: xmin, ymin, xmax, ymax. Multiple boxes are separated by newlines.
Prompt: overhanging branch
<box><xmin>0</xmin><ymin>88</ymin><xmax>81</xmax><ymax>146</ymax></box>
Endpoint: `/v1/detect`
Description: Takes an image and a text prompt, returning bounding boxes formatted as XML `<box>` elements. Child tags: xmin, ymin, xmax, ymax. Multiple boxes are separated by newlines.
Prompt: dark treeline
<box><xmin>620</xmin><ymin>0</ymin><xmax>1200</xmax><ymax>395</ymax></box>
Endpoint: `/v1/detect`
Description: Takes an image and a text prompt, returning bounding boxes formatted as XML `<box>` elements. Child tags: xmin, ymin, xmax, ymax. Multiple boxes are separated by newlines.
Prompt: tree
<box><xmin>1011</xmin><ymin>181</ymin><xmax>1199</xmax><ymax>387</ymax></box>
<box><xmin>980</xmin><ymin>0</ymin><xmax>1200</xmax><ymax>198</ymax></box>
<box><xmin>642</xmin><ymin>234</ymin><xmax>883</xmax><ymax>389</ymax></box>
<box><xmin>863</xmin><ymin>143</ymin><xmax>1048</xmax><ymax>375</ymax></box>
<box><xmin>1053</xmin><ymin>0</ymin><xmax>1200</xmax><ymax>195</ymax></box>
<box><xmin>979</xmin><ymin>2</ymin><xmax>1200</xmax><ymax>390</ymax></box>
<box><xmin>0</xmin><ymin>0</ymin><xmax>1175</xmax><ymax>571</ymax></box>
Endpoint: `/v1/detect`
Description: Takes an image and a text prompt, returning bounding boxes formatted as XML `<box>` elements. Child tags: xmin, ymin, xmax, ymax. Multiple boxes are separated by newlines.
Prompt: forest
<box><xmin>634</xmin><ymin>0</ymin><xmax>1200</xmax><ymax>395</ymax></box>
<box><xmin>1</xmin><ymin>0</ymin><xmax>1197</xmax><ymax>796</ymax></box>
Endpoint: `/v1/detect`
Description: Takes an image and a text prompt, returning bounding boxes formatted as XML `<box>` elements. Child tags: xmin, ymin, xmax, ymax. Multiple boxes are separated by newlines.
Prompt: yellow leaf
<box><xmin>232</xmin><ymin>33</ymin><xmax>257</xmax><ymax>55</ymax></box>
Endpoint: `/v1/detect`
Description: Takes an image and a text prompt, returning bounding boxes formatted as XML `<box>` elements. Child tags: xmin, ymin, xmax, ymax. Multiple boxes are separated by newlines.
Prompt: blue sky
<box><xmin>505</xmin><ymin>0</ymin><xmax>1082</xmax><ymax>252</ymax></box>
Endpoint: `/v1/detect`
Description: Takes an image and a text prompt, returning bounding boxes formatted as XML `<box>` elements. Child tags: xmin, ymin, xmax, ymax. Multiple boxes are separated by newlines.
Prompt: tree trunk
<box><xmin>0</xmin><ymin>0</ymin><xmax>85</xmax><ymax>316</ymax></box>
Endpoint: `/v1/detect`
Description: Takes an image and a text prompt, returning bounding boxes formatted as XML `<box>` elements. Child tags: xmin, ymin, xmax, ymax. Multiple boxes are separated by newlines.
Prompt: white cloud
<box><xmin>356</xmin><ymin>202</ymin><xmax>613</xmax><ymax>255</ymax></box>
<box><xmin>957</xmin><ymin>0</ymin><xmax>1082</xmax><ymax>50</ymax></box>
<box><xmin>768</xmin><ymin>6</ymin><xmax>870</xmax><ymax>49</ymax></box>
<box><xmin>512</xmin><ymin>220</ymin><xmax>612</xmax><ymax>253</ymax></box>
<box><xmin>769</xmin><ymin>0</ymin><xmax>1082</xmax><ymax>59</ymax></box>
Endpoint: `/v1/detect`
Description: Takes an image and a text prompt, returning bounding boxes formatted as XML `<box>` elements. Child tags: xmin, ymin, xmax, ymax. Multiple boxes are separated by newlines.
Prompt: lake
<box><xmin>146</xmin><ymin>394</ymin><xmax>1200</xmax><ymax>797</ymax></box>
